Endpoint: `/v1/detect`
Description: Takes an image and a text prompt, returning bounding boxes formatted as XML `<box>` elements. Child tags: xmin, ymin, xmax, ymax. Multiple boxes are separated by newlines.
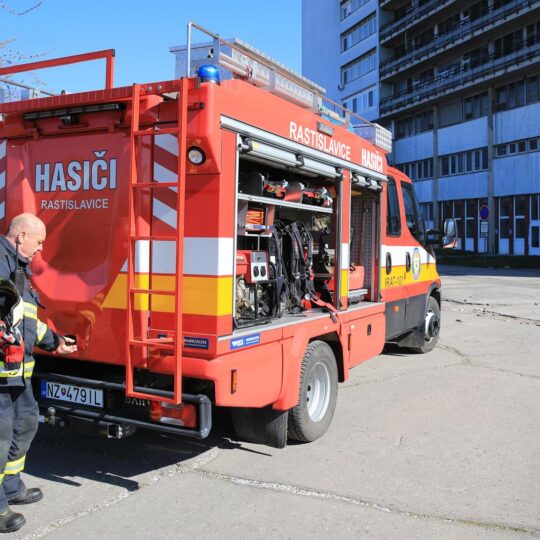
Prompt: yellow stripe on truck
<box><xmin>380</xmin><ymin>263</ymin><xmax>440</xmax><ymax>289</ymax></box>
<box><xmin>102</xmin><ymin>273</ymin><xmax>233</xmax><ymax>316</ymax></box>
<box><xmin>340</xmin><ymin>269</ymin><xmax>349</xmax><ymax>298</ymax></box>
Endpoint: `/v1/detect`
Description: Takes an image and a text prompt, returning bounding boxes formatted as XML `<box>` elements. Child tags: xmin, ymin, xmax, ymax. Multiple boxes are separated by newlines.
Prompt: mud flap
<box><xmin>231</xmin><ymin>405</ymin><xmax>288</xmax><ymax>449</ymax></box>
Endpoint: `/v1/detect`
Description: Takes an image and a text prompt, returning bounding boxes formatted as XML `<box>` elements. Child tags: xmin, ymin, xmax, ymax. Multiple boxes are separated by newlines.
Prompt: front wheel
<box><xmin>288</xmin><ymin>341</ymin><xmax>338</xmax><ymax>442</ymax></box>
<box><xmin>411</xmin><ymin>296</ymin><xmax>440</xmax><ymax>353</ymax></box>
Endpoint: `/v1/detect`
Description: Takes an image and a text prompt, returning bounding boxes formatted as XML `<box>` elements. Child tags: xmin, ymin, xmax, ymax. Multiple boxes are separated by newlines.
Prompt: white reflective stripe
<box><xmin>153</xmin><ymin>199</ymin><xmax>177</xmax><ymax>229</ymax></box>
<box><xmin>154</xmin><ymin>162</ymin><xmax>178</xmax><ymax>187</ymax></box>
<box><xmin>340</xmin><ymin>242</ymin><xmax>350</xmax><ymax>269</ymax></box>
<box><xmin>0</xmin><ymin>202</ymin><xmax>4</xmax><ymax>220</ymax></box>
<box><xmin>135</xmin><ymin>240</ymin><xmax>150</xmax><ymax>273</ymax></box>
<box><xmin>0</xmin><ymin>172</ymin><xmax>4</xmax><ymax>191</ymax></box>
<box><xmin>0</xmin><ymin>140</ymin><xmax>6</xmax><ymax>160</ymax></box>
<box><xmin>184</xmin><ymin>237</ymin><xmax>234</xmax><ymax>276</ymax></box>
<box><xmin>151</xmin><ymin>241</ymin><xmax>176</xmax><ymax>274</ymax></box>
<box><xmin>155</xmin><ymin>133</ymin><xmax>178</xmax><ymax>156</ymax></box>
<box><xmin>381</xmin><ymin>245</ymin><xmax>432</xmax><ymax>266</ymax></box>
<box><xmin>120</xmin><ymin>240</ymin><xmax>152</xmax><ymax>273</ymax></box>
<box><xmin>119</xmin><ymin>238</ymin><xmax>234</xmax><ymax>276</ymax></box>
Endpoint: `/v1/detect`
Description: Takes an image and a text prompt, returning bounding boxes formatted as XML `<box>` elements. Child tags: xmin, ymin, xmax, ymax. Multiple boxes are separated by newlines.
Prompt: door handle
<box><xmin>386</xmin><ymin>252</ymin><xmax>392</xmax><ymax>274</ymax></box>
<box><xmin>406</xmin><ymin>252</ymin><xmax>411</xmax><ymax>272</ymax></box>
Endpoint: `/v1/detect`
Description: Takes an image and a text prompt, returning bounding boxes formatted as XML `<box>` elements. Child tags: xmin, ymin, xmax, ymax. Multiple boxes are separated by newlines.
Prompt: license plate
<box><xmin>40</xmin><ymin>380</ymin><xmax>104</xmax><ymax>408</ymax></box>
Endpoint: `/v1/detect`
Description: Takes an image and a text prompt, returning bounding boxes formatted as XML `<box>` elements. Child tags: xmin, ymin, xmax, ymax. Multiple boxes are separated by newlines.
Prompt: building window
<box><xmin>463</xmin><ymin>92</ymin><xmax>488</xmax><ymax>120</ymax></box>
<box><xmin>395</xmin><ymin>109</ymin><xmax>433</xmax><ymax>139</ymax></box>
<box><xmin>340</xmin><ymin>0</ymin><xmax>369</xmax><ymax>21</ymax></box>
<box><xmin>495</xmin><ymin>138</ymin><xmax>540</xmax><ymax>157</ymax></box>
<box><xmin>496</xmin><ymin>145</ymin><xmax>507</xmax><ymax>157</ymax></box>
<box><xmin>531</xmin><ymin>194</ymin><xmax>540</xmax><ymax>221</ymax></box>
<box><xmin>528</xmin><ymin>76</ymin><xmax>539</xmax><ymax>102</ymax></box>
<box><xmin>341</xmin><ymin>13</ymin><xmax>376</xmax><ymax>52</ymax></box>
<box><xmin>421</xmin><ymin>203</ymin><xmax>433</xmax><ymax>222</ymax></box>
<box><xmin>343</xmin><ymin>85</ymin><xmax>376</xmax><ymax>115</ymax></box>
<box><xmin>466</xmin><ymin>199</ymin><xmax>476</xmax><ymax>238</ymax></box>
<box><xmin>496</xmin><ymin>75</ymin><xmax>540</xmax><ymax>111</ymax></box>
<box><xmin>341</xmin><ymin>49</ymin><xmax>376</xmax><ymax>85</ymax></box>
<box><xmin>440</xmin><ymin>148</ymin><xmax>488</xmax><ymax>176</ymax></box>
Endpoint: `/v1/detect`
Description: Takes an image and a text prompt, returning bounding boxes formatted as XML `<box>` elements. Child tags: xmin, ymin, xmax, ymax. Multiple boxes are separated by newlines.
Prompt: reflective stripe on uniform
<box><xmin>4</xmin><ymin>455</ymin><xmax>25</xmax><ymax>475</ymax></box>
<box><xmin>23</xmin><ymin>302</ymin><xmax>37</xmax><ymax>320</ymax></box>
<box><xmin>0</xmin><ymin>472</ymin><xmax>4</xmax><ymax>483</ymax></box>
<box><xmin>24</xmin><ymin>360</ymin><xmax>35</xmax><ymax>378</ymax></box>
<box><xmin>0</xmin><ymin>362</ymin><xmax>23</xmax><ymax>378</ymax></box>
<box><xmin>36</xmin><ymin>320</ymin><xmax>48</xmax><ymax>342</ymax></box>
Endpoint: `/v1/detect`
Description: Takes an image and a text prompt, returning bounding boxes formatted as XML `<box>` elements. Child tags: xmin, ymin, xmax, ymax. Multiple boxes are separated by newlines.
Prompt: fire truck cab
<box><xmin>0</xmin><ymin>24</ymin><xmax>454</xmax><ymax>448</ymax></box>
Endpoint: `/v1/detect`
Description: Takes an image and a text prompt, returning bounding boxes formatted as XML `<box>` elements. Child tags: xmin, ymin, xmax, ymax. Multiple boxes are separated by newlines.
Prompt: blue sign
<box><xmin>479</xmin><ymin>205</ymin><xmax>489</xmax><ymax>221</ymax></box>
<box><xmin>184</xmin><ymin>337</ymin><xmax>210</xmax><ymax>350</ymax></box>
<box><xmin>230</xmin><ymin>333</ymin><xmax>261</xmax><ymax>350</ymax></box>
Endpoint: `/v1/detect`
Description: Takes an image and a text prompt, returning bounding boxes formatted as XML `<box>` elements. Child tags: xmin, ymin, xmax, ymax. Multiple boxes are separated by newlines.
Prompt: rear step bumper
<box><xmin>34</xmin><ymin>371</ymin><xmax>212</xmax><ymax>440</ymax></box>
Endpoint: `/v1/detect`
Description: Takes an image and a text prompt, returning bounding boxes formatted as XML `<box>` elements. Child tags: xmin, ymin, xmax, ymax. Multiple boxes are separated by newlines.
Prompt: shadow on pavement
<box><xmin>24</xmin><ymin>408</ymin><xmax>270</xmax><ymax>492</ymax></box>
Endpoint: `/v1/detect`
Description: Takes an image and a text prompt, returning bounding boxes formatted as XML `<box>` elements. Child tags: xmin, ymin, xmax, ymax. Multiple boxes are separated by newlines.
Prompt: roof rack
<box><xmin>184</xmin><ymin>22</ymin><xmax>392</xmax><ymax>153</ymax></box>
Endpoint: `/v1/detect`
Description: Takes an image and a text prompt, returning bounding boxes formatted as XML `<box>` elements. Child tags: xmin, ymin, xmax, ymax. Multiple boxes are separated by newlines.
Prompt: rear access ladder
<box><xmin>125</xmin><ymin>80</ymin><xmax>188</xmax><ymax>404</ymax></box>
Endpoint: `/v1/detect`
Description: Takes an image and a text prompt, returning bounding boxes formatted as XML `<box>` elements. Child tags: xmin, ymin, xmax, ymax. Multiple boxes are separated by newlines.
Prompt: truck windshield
<box><xmin>401</xmin><ymin>183</ymin><xmax>426</xmax><ymax>245</ymax></box>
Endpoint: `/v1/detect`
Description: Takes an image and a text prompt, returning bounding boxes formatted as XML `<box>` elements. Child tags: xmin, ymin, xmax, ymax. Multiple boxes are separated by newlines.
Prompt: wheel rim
<box><xmin>306</xmin><ymin>361</ymin><xmax>331</xmax><ymax>423</ymax></box>
<box><xmin>424</xmin><ymin>309</ymin><xmax>440</xmax><ymax>342</ymax></box>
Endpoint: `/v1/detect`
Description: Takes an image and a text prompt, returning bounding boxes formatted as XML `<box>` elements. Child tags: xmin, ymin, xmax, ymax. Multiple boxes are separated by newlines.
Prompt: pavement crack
<box><xmin>192</xmin><ymin>468</ymin><xmax>540</xmax><ymax>536</ymax></box>
<box><xmin>437</xmin><ymin>343</ymin><xmax>471</xmax><ymax>363</ymax></box>
<box><xmin>443</xmin><ymin>300</ymin><xmax>540</xmax><ymax>326</ymax></box>
<box><xmin>465</xmin><ymin>363</ymin><xmax>540</xmax><ymax>381</ymax></box>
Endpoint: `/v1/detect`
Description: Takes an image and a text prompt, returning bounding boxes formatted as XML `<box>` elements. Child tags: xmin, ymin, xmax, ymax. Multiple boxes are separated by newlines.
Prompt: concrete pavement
<box><xmin>9</xmin><ymin>265</ymin><xmax>540</xmax><ymax>539</ymax></box>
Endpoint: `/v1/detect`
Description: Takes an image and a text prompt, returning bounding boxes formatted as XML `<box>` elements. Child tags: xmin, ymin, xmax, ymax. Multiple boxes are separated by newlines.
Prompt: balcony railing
<box><xmin>380</xmin><ymin>0</ymin><xmax>538</xmax><ymax>79</ymax></box>
<box><xmin>380</xmin><ymin>0</ymin><xmax>454</xmax><ymax>43</ymax></box>
<box><xmin>379</xmin><ymin>40</ymin><xmax>540</xmax><ymax>116</ymax></box>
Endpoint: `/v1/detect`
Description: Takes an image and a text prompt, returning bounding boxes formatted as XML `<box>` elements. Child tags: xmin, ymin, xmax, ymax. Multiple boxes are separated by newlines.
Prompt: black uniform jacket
<box><xmin>0</xmin><ymin>236</ymin><xmax>59</xmax><ymax>386</ymax></box>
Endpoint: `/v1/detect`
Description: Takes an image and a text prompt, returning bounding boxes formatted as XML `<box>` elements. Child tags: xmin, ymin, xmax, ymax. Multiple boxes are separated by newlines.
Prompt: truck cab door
<box><xmin>381</xmin><ymin>177</ymin><xmax>407</xmax><ymax>340</ymax></box>
<box><xmin>400</xmin><ymin>181</ymin><xmax>435</xmax><ymax>330</ymax></box>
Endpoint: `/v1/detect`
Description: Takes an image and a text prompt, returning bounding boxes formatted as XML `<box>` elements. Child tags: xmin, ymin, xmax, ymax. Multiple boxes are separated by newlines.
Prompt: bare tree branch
<box><xmin>0</xmin><ymin>1</ymin><xmax>41</xmax><ymax>16</ymax></box>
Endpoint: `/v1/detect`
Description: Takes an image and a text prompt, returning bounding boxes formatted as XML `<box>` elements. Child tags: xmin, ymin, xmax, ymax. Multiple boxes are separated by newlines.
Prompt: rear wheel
<box><xmin>288</xmin><ymin>340</ymin><xmax>338</xmax><ymax>442</ymax></box>
<box><xmin>410</xmin><ymin>296</ymin><xmax>440</xmax><ymax>353</ymax></box>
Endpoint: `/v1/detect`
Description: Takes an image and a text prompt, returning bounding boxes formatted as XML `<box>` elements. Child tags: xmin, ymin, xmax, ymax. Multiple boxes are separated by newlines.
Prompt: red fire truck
<box><xmin>0</xmin><ymin>24</ymin><xmax>454</xmax><ymax>448</ymax></box>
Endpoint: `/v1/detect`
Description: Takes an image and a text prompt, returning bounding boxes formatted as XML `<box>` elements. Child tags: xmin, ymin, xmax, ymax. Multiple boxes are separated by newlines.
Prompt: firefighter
<box><xmin>0</xmin><ymin>213</ymin><xmax>77</xmax><ymax>533</ymax></box>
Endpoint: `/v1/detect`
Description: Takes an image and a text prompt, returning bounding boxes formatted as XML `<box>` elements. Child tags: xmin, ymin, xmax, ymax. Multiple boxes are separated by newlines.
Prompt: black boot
<box><xmin>9</xmin><ymin>488</ymin><xmax>43</xmax><ymax>505</ymax></box>
<box><xmin>0</xmin><ymin>509</ymin><xmax>25</xmax><ymax>533</ymax></box>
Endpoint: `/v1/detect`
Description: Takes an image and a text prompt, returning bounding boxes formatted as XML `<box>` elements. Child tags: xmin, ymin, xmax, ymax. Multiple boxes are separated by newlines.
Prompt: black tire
<box><xmin>231</xmin><ymin>406</ymin><xmax>288</xmax><ymax>449</ymax></box>
<box><xmin>410</xmin><ymin>296</ymin><xmax>440</xmax><ymax>354</ymax></box>
<box><xmin>288</xmin><ymin>340</ymin><xmax>338</xmax><ymax>442</ymax></box>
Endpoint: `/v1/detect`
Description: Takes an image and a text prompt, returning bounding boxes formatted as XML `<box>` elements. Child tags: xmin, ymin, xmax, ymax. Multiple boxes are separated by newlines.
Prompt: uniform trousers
<box><xmin>0</xmin><ymin>382</ymin><xmax>39</xmax><ymax>512</ymax></box>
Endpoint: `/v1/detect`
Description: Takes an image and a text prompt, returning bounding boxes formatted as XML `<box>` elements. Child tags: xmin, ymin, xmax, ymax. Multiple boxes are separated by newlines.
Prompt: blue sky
<box><xmin>1</xmin><ymin>0</ymin><xmax>301</xmax><ymax>94</ymax></box>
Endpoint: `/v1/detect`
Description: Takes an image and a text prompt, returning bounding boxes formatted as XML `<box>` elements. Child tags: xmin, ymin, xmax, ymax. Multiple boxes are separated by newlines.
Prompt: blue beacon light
<box><xmin>197</xmin><ymin>64</ymin><xmax>221</xmax><ymax>85</ymax></box>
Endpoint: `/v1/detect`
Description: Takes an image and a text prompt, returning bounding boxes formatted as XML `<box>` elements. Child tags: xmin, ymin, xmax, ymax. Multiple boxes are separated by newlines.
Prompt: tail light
<box><xmin>149</xmin><ymin>401</ymin><xmax>197</xmax><ymax>428</ymax></box>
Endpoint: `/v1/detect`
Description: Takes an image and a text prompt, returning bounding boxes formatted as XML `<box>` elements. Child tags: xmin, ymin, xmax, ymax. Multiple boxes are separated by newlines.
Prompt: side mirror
<box><xmin>442</xmin><ymin>218</ymin><xmax>458</xmax><ymax>249</ymax></box>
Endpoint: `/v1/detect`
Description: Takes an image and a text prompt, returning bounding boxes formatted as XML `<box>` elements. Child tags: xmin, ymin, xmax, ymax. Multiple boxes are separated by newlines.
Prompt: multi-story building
<box><xmin>303</xmin><ymin>0</ymin><xmax>540</xmax><ymax>255</ymax></box>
